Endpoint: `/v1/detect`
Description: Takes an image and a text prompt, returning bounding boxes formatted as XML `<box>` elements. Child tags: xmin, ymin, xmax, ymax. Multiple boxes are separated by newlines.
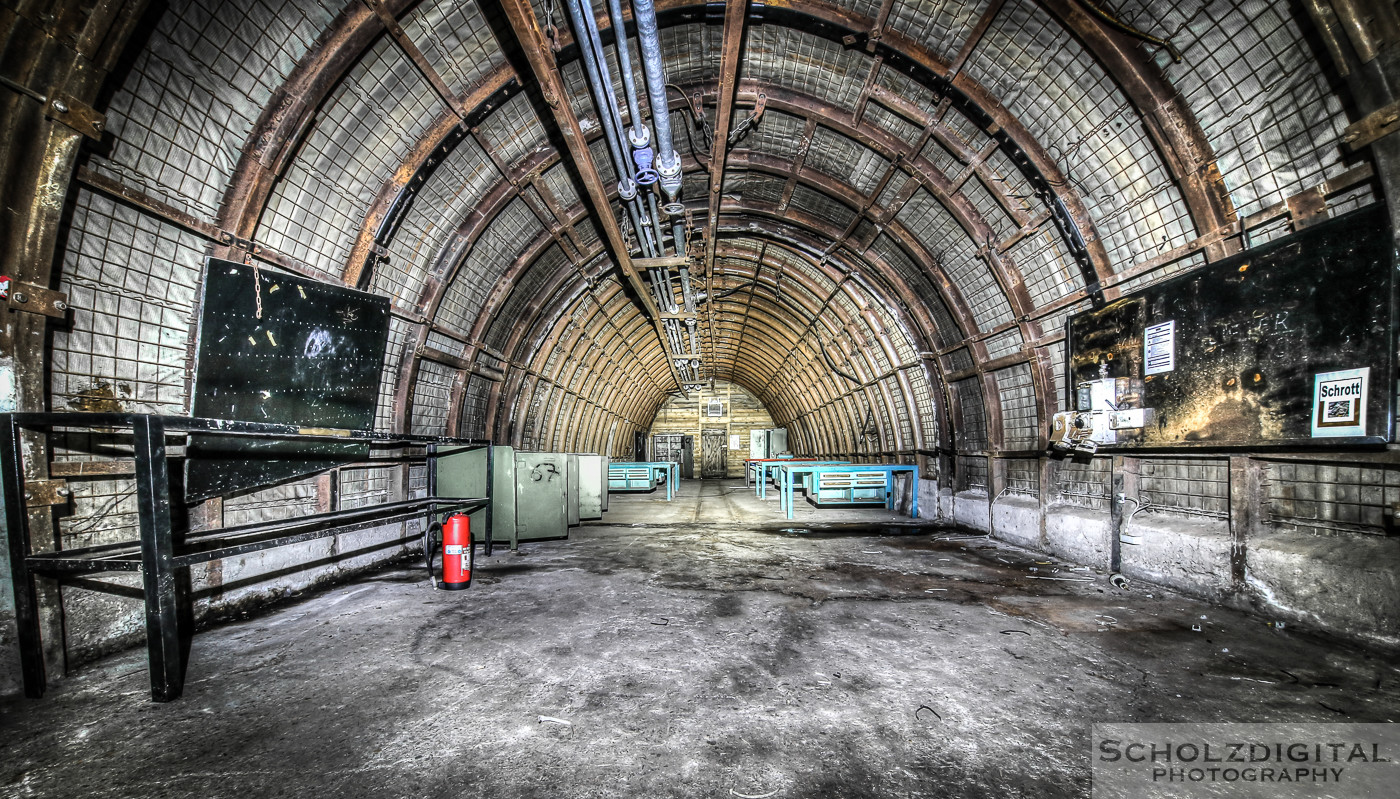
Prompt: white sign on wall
<box><xmin>729</xmin><ymin>434</ymin><xmax>740</xmax><ymax>450</ymax></box>
<box><xmin>1311</xmin><ymin>367</ymin><xmax>1368</xmax><ymax>438</ymax></box>
<box><xmin>1143</xmin><ymin>320</ymin><xmax>1176</xmax><ymax>376</ymax></box>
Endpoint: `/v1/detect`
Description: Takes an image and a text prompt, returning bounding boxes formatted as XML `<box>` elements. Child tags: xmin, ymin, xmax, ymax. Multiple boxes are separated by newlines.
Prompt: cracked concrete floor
<box><xmin>3</xmin><ymin>479</ymin><xmax>1398</xmax><ymax>798</ymax></box>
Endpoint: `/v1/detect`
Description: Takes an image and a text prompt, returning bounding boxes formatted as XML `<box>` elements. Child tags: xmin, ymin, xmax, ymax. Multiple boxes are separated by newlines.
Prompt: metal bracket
<box><xmin>24</xmin><ymin>480</ymin><xmax>71</xmax><ymax>507</ymax></box>
<box><xmin>0</xmin><ymin>277</ymin><xmax>69</xmax><ymax>318</ymax></box>
<box><xmin>44</xmin><ymin>93</ymin><xmax>105</xmax><ymax>141</ymax></box>
<box><xmin>1342</xmin><ymin>99</ymin><xmax>1400</xmax><ymax>151</ymax></box>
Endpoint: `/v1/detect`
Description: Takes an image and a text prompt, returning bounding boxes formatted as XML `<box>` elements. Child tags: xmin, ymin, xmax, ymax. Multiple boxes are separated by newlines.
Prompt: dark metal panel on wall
<box><xmin>186</xmin><ymin>259</ymin><xmax>390</xmax><ymax>500</ymax></box>
<box><xmin>1066</xmin><ymin>204</ymin><xmax>1395</xmax><ymax>448</ymax></box>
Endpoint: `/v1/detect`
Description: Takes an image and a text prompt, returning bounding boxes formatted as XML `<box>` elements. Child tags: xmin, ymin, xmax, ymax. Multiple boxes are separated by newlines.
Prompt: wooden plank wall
<box><xmin>649</xmin><ymin>380</ymin><xmax>779</xmax><ymax>477</ymax></box>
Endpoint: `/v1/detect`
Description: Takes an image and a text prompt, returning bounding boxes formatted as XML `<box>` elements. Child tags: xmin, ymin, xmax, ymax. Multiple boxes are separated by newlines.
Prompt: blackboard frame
<box><xmin>184</xmin><ymin>258</ymin><xmax>390</xmax><ymax>501</ymax></box>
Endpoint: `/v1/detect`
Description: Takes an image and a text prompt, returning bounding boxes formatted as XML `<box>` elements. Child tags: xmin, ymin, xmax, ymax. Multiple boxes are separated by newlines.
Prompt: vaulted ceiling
<box><xmin>7</xmin><ymin>0</ymin><xmax>1387</xmax><ymax>466</ymax></box>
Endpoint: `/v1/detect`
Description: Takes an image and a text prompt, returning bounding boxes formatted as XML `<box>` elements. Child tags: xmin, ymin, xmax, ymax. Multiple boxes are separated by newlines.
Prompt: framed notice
<box><xmin>1312</xmin><ymin>368</ymin><xmax>1369</xmax><ymax>438</ymax></box>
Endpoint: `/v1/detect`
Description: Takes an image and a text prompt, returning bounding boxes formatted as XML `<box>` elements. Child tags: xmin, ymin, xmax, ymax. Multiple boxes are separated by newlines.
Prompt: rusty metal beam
<box><xmin>702</xmin><ymin>0</ymin><xmax>751</xmax><ymax>379</ymax></box>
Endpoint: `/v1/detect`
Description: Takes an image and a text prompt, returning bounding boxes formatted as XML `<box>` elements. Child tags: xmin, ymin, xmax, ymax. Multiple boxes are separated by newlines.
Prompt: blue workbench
<box><xmin>774</xmin><ymin>463</ymin><xmax>919</xmax><ymax>519</ymax></box>
<box><xmin>753</xmin><ymin>460</ymin><xmax>850</xmax><ymax>499</ymax></box>
<box><xmin>607</xmin><ymin>461</ymin><xmax>679</xmax><ymax>501</ymax></box>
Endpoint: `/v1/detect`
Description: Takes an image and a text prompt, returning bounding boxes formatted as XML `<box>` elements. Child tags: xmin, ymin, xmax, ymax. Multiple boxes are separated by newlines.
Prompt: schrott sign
<box><xmin>1311</xmin><ymin>367</ymin><xmax>1369</xmax><ymax>438</ymax></box>
<box><xmin>1091</xmin><ymin>723</ymin><xmax>1400</xmax><ymax>798</ymax></box>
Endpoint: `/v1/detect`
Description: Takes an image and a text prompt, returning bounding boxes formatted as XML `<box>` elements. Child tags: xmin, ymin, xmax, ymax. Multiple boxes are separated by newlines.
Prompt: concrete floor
<box><xmin>3</xmin><ymin>479</ymin><xmax>1398</xmax><ymax>798</ymax></box>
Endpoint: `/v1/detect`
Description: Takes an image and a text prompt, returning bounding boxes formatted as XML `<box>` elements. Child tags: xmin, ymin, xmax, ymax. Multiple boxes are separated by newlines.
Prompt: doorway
<box><xmin>700</xmin><ymin>428</ymin><xmax>727</xmax><ymax>478</ymax></box>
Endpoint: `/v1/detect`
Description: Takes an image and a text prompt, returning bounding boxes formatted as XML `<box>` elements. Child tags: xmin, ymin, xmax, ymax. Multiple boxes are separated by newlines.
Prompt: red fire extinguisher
<box><xmin>439</xmin><ymin>513</ymin><xmax>473</xmax><ymax>590</ymax></box>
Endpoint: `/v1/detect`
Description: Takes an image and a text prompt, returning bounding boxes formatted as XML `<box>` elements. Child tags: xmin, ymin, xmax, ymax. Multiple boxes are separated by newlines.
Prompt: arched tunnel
<box><xmin>3</xmin><ymin>0</ymin><xmax>1400</xmax><ymax>794</ymax></box>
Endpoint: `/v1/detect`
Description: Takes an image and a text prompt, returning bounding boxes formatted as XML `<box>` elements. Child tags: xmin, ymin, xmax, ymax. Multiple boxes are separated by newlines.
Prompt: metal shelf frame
<box><xmin>2</xmin><ymin>412</ymin><xmax>492</xmax><ymax>702</ymax></box>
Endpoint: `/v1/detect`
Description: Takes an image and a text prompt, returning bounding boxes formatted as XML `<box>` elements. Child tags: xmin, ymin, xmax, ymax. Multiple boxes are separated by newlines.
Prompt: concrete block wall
<box><xmin>925</xmin><ymin>455</ymin><xmax>1400</xmax><ymax>652</ymax></box>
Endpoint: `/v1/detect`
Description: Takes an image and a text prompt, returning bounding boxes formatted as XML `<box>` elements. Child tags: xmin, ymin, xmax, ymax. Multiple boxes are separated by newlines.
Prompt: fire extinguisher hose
<box><xmin>424</xmin><ymin>520</ymin><xmax>443</xmax><ymax>589</ymax></box>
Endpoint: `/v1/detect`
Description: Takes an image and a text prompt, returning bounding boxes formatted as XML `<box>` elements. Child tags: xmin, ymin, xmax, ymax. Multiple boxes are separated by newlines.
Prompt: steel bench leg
<box><xmin>134</xmin><ymin>416</ymin><xmax>184</xmax><ymax>702</ymax></box>
<box><xmin>2</xmin><ymin>417</ymin><xmax>45</xmax><ymax>698</ymax></box>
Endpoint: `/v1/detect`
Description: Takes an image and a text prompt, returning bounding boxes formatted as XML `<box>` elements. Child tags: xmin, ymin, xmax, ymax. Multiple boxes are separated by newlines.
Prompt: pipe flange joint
<box><xmin>657</xmin><ymin>152</ymin><xmax>682</xmax><ymax>199</ymax></box>
<box><xmin>628</xmin><ymin>125</ymin><xmax>651</xmax><ymax>149</ymax></box>
<box><xmin>657</xmin><ymin>151</ymin><xmax>681</xmax><ymax>179</ymax></box>
<box><xmin>618</xmin><ymin>178</ymin><xmax>638</xmax><ymax>200</ymax></box>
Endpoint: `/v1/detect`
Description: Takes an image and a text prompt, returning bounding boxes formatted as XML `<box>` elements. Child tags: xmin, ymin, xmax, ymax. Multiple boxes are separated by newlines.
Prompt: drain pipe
<box><xmin>633</xmin><ymin>0</ymin><xmax>681</xmax><ymax>201</ymax></box>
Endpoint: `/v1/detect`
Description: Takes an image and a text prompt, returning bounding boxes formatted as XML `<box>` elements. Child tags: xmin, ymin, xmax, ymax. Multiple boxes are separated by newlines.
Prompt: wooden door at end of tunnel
<box><xmin>701</xmin><ymin>428</ymin><xmax>727</xmax><ymax>478</ymax></box>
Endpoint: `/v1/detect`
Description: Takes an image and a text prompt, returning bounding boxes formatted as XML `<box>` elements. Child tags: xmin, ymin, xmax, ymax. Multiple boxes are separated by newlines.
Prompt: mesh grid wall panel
<box><xmin>340</xmin><ymin>466</ymin><xmax>395</xmax><ymax>509</ymax></box>
<box><xmin>740</xmin><ymin>110</ymin><xmax>807</xmax><ymax>162</ymax></box>
<box><xmin>896</xmin><ymin>189</ymin><xmax>1014</xmax><ymax>331</ymax></box>
<box><xmin>484</xmin><ymin>244</ymin><xmax>571</xmax><ymax>352</ymax></box>
<box><xmin>875</xmin><ymin>305</ymin><xmax>917</xmax><ymax>362</ymax></box>
<box><xmin>1052</xmin><ymin>456</ymin><xmax>1110</xmax><ymax>510</ymax></box>
<box><xmin>223</xmin><ymin>478</ymin><xmax>319</xmax><ymax>526</ymax></box>
<box><xmin>961</xmin><ymin>175</ymin><xmax>1019</xmax><ymax>239</ymax></box>
<box><xmin>957</xmin><ymin>454</ymin><xmax>989</xmax><ymax>493</ymax></box>
<box><xmin>865</xmin><ymin>102</ymin><xmax>924</xmax><ymax>144</ymax></box>
<box><xmin>409</xmin><ymin>464</ymin><xmax>428</xmax><ymax>499</ymax></box>
<box><xmin>1007</xmin><ymin>225</ymin><xmax>1078</xmax><ymax>308</ymax></box>
<box><xmin>982</xmin><ymin>328</ymin><xmax>1023</xmax><ymax>362</ymax></box>
<box><xmin>1043</xmin><ymin>338</ymin><xmax>1068</xmax><ymax>413</ymax></box>
<box><xmin>983</xmin><ymin>148</ymin><xmax>1037</xmax><ymax>207</ymax></box>
<box><xmin>258</xmin><ymin>35</ymin><xmax>441</xmax><ymax>275</ymax></box>
<box><xmin>402</xmin><ymin>0</ymin><xmax>504</xmax><ymax>94</ymax></box>
<box><xmin>789</xmin><ymin>185</ymin><xmax>859</xmax><ymax>230</ymax></box>
<box><xmin>375</xmin><ymin>317</ymin><xmax>414</xmax><ymax>432</ymax></box>
<box><xmin>381</xmin><ymin>137</ymin><xmax>501</xmax><ymax>305</ymax></box>
<box><xmin>885</xmin><ymin>0</ymin><xmax>984</xmax><ymax>67</ymax></box>
<box><xmin>908</xmin><ymin>367</ymin><xmax>938</xmax><ymax>446</ymax></box>
<box><xmin>951</xmin><ymin>377</ymin><xmax>988</xmax><ymax>451</ymax></box>
<box><xmin>475</xmin><ymin>93</ymin><xmax>549</xmax><ymax>172</ymax></box>
<box><xmin>741</xmin><ymin>173</ymin><xmax>791</xmax><ymax>207</ymax></box>
<box><xmin>888</xmin><ymin>377</ymin><xmax>915</xmax><ymax>448</ymax></box>
<box><xmin>60</xmin><ymin>474</ymin><xmax>139</xmax><ymax>548</ymax></box>
<box><xmin>873</xmin><ymin>171</ymin><xmax>912</xmax><ymax>214</ymax></box>
<box><xmin>742</xmin><ymin>28</ymin><xmax>866</xmax><ymax>110</ymax></box>
<box><xmin>661</xmin><ymin>23</ymin><xmax>719</xmax><ymax>85</ymax></box>
<box><xmin>875</xmin><ymin>66</ymin><xmax>944</xmax><ymax>121</ymax></box>
<box><xmin>942</xmin><ymin>110</ymin><xmax>996</xmax><ymax>154</ymax></box>
<box><xmin>435</xmin><ymin>197</ymin><xmax>543</xmax><ymax>333</ymax></box>
<box><xmin>920</xmin><ymin>135</ymin><xmax>965</xmax><ymax>178</ymax></box>
<box><xmin>1138</xmin><ymin>458</ymin><xmax>1230</xmax><ymax>518</ymax></box>
<box><xmin>53</xmin><ymin>190</ymin><xmax>201</xmax><ymax>415</ymax></box>
<box><xmin>994</xmin><ymin>363</ymin><xmax>1038</xmax><ymax>450</ymax></box>
<box><xmin>1121</xmin><ymin>0</ymin><xmax>1357</xmax><ymax>220</ymax></box>
<box><xmin>410</xmin><ymin>359</ymin><xmax>456</xmax><ymax>437</ymax></box>
<box><xmin>806</xmin><ymin>128</ymin><xmax>890</xmax><ymax>196</ymax></box>
<box><xmin>461</xmin><ymin>375</ymin><xmax>493</xmax><ymax>439</ymax></box>
<box><xmin>961</xmin><ymin>0</ymin><xmax>1193</xmax><ymax>273</ymax></box>
<box><xmin>1265</xmin><ymin>462</ymin><xmax>1397</xmax><ymax>535</ymax></box>
<box><xmin>89</xmin><ymin>0</ymin><xmax>331</xmax><ymax>222</ymax></box>
<box><xmin>943</xmin><ymin>347</ymin><xmax>974</xmax><ymax>374</ymax></box>
<box><xmin>425</xmin><ymin>330</ymin><xmax>465</xmax><ymax>358</ymax></box>
<box><xmin>540</xmin><ymin>162</ymin><xmax>581</xmax><ymax>211</ymax></box>
<box><xmin>1120</xmin><ymin>251</ymin><xmax>1207</xmax><ymax>294</ymax></box>
<box><xmin>1005</xmin><ymin>458</ymin><xmax>1040</xmax><ymax>497</ymax></box>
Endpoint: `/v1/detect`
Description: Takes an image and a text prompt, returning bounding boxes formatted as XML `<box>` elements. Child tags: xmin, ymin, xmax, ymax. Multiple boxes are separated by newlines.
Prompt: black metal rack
<box><xmin>2</xmin><ymin>412</ymin><xmax>492</xmax><ymax>702</ymax></box>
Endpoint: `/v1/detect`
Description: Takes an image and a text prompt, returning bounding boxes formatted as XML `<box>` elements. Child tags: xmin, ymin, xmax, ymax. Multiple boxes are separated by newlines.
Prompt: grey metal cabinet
<box><xmin>436</xmin><ymin>445</ymin><xmax>516</xmax><ymax>547</ymax></box>
<box><xmin>576</xmin><ymin>454</ymin><xmax>608</xmax><ymax>519</ymax></box>
<box><xmin>514</xmin><ymin>451</ymin><xmax>570</xmax><ymax>541</ymax></box>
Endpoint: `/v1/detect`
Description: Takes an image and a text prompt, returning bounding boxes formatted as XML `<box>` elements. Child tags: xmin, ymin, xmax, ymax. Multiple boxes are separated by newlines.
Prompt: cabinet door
<box><xmin>514</xmin><ymin>452</ymin><xmax>569</xmax><ymax>541</ymax></box>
